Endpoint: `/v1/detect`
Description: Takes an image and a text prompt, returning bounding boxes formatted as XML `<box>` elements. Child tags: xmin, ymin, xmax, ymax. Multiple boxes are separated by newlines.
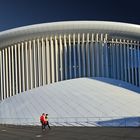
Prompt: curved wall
<box><xmin>0</xmin><ymin>21</ymin><xmax>140</xmax><ymax>100</ymax></box>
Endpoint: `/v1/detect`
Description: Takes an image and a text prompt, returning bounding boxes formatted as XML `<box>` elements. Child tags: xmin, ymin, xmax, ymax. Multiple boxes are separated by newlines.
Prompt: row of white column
<box><xmin>109</xmin><ymin>39</ymin><xmax>140</xmax><ymax>86</ymax></box>
<box><xmin>0</xmin><ymin>33</ymin><xmax>140</xmax><ymax>100</ymax></box>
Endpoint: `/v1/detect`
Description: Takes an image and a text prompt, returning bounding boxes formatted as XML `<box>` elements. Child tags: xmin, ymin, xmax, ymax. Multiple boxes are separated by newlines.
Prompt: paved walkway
<box><xmin>0</xmin><ymin>125</ymin><xmax>140</xmax><ymax>140</ymax></box>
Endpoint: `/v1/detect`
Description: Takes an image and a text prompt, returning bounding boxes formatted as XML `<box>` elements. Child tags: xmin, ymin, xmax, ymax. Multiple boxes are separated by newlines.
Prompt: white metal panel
<box><xmin>25</xmin><ymin>42</ymin><xmax>29</xmax><ymax>90</ymax></box>
<box><xmin>116</xmin><ymin>39</ymin><xmax>120</xmax><ymax>80</ymax></box>
<box><xmin>5</xmin><ymin>48</ymin><xmax>9</xmax><ymax>98</ymax></box>
<box><xmin>11</xmin><ymin>45</ymin><xmax>15</xmax><ymax>96</ymax></box>
<box><xmin>134</xmin><ymin>41</ymin><xmax>138</xmax><ymax>86</ymax></box>
<box><xmin>46</xmin><ymin>37</ymin><xmax>51</xmax><ymax>84</ymax></box>
<box><xmin>90</xmin><ymin>33</ymin><xmax>95</xmax><ymax>77</ymax></box>
<box><xmin>8</xmin><ymin>46</ymin><xmax>12</xmax><ymax>97</ymax></box>
<box><xmin>14</xmin><ymin>44</ymin><xmax>18</xmax><ymax>94</ymax></box>
<box><xmin>0</xmin><ymin>50</ymin><xmax>3</xmax><ymax>100</ymax></box>
<box><xmin>104</xmin><ymin>34</ymin><xmax>109</xmax><ymax>77</ymax></box>
<box><xmin>112</xmin><ymin>39</ymin><xmax>116</xmax><ymax>79</ymax></box>
<box><xmin>37</xmin><ymin>39</ymin><xmax>41</xmax><ymax>86</ymax></box>
<box><xmin>127</xmin><ymin>40</ymin><xmax>131</xmax><ymax>83</ymax></box>
<box><xmin>59</xmin><ymin>35</ymin><xmax>63</xmax><ymax>81</ymax></box>
<box><xmin>54</xmin><ymin>36</ymin><xmax>59</xmax><ymax>82</ymax></box>
<box><xmin>100</xmin><ymin>34</ymin><xmax>104</xmax><ymax>77</ymax></box>
<box><xmin>77</xmin><ymin>33</ymin><xmax>81</xmax><ymax>77</ymax></box>
<box><xmin>17</xmin><ymin>44</ymin><xmax>21</xmax><ymax>93</ymax></box>
<box><xmin>64</xmin><ymin>35</ymin><xmax>68</xmax><ymax>80</ymax></box>
<box><xmin>86</xmin><ymin>33</ymin><xmax>90</xmax><ymax>77</ymax></box>
<box><xmin>81</xmin><ymin>33</ymin><xmax>86</xmax><ymax>77</ymax></box>
<box><xmin>73</xmin><ymin>34</ymin><xmax>76</xmax><ymax>78</ymax></box>
<box><xmin>130</xmin><ymin>40</ymin><xmax>134</xmax><ymax>84</ymax></box>
<box><xmin>123</xmin><ymin>40</ymin><xmax>127</xmax><ymax>82</ymax></box>
<box><xmin>119</xmin><ymin>39</ymin><xmax>123</xmax><ymax>81</ymax></box>
<box><xmin>68</xmin><ymin>34</ymin><xmax>72</xmax><ymax>79</ymax></box>
<box><xmin>138</xmin><ymin>42</ymin><xmax>140</xmax><ymax>87</ymax></box>
<box><xmin>29</xmin><ymin>40</ymin><xmax>33</xmax><ymax>89</ymax></box>
<box><xmin>50</xmin><ymin>37</ymin><xmax>55</xmax><ymax>83</ymax></box>
<box><xmin>21</xmin><ymin>42</ymin><xmax>25</xmax><ymax>91</ymax></box>
<box><xmin>95</xmin><ymin>34</ymin><xmax>99</xmax><ymax>77</ymax></box>
<box><xmin>33</xmin><ymin>40</ymin><xmax>37</xmax><ymax>88</ymax></box>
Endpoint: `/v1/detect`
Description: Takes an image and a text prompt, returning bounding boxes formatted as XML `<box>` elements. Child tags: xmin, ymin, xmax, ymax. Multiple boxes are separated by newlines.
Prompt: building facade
<box><xmin>0</xmin><ymin>21</ymin><xmax>140</xmax><ymax>100</ymax></box>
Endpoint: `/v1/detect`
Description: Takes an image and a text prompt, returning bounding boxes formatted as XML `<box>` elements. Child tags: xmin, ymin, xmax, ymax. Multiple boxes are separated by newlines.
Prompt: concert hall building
<box><xmin>0</xmin><ymin>21</ymin><xmax>140</xmax><ymax>100</ymax></box>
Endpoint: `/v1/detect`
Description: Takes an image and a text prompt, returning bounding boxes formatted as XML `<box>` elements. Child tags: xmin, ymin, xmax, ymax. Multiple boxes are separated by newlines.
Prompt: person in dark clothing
<box><xmin>45</xmin><ymin>114</ymin><xmax>51</xmax><ymax>129</ymax></box>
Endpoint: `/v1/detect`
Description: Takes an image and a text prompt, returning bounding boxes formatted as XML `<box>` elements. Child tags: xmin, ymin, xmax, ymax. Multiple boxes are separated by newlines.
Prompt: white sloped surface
<box><xmin>0</xmin><ymin>77</ymin><xmax>140</xmax><ymax>126</ymax></box>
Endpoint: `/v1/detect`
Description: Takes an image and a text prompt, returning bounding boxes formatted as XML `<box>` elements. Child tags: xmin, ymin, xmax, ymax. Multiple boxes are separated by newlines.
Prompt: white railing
<box><xmin>0</xmin><ymin>116</ymin><xmax>140</xmax><ymax>127</ymax></box>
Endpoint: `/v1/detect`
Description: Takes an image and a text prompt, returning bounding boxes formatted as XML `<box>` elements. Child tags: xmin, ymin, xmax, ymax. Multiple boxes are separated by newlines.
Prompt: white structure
<box><xmin>0</xmin><ymin>21</ymin><xmax>140</xmax><ymax>100</ymax></box>
<box><xmin>0</xmin><ymin>78</ymin><xmax>140</xmax><ymax>126</ymax></box>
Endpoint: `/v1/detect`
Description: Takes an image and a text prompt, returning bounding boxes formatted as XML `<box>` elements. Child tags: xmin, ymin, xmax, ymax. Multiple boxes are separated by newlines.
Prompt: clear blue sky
<box><xmin>0</xmin><ymin>0</ymin><xmax>140</xmax><ymax>31</ymax></box>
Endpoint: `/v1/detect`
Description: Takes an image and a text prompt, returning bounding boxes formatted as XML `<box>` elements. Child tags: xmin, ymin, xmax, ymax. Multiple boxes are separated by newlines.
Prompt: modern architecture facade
<box><xmin>0</xmin><ymin>21</ymin><xmax>140</xmax><ymax>100</ymax></box>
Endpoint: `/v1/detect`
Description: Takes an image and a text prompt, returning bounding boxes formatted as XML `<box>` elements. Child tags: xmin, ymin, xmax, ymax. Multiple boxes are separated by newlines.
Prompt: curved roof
<box><xmin>0</xmin><ymin>77</ymin><xmax>140</xmax><ymax>126</ymax></box>
<box><xmin>0</xmin><ymin>21</ymin><xmax>140</xmax><ymax>47</ymax></box>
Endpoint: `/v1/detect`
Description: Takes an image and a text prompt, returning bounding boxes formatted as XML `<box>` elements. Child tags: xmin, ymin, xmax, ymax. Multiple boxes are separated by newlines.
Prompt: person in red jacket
<box><xmin>40</xmin><ymin>113</ymin><xmax>46</xmax><ymax>131</ymax></box>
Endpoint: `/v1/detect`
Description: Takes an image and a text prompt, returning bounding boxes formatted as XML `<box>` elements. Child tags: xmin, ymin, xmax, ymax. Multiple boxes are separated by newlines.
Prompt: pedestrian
<box><xmin>40</xmin><ymin>113</ymin><xmax>46</xmax><ymax>131</ymax></box>
<box><xmin>45</xmin><ymin>114</ymin><xmax>51</xmax><ymax>129</ymax></box>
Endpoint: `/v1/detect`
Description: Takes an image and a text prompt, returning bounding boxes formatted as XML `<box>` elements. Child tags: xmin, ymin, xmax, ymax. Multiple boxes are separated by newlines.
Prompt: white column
<box><xmin>11</xmin><ymin>45</ymin><xmax>15</xmax><ymax>96</ymax></box>
<box><xmin>64</xmin><ymin>35</ymin><xmax>68</xmax><ymax>80</ymax></box>
<box><xmin>73</xmin><ymin>34</ymin><xmax>76</xmax><ymax>78</ymax></box>
<box><xmin>127</xmin><ymin>40</ymin><xmax>131</xmax><ymax>83</ymax></box>
<box><xmin>118</xmin><ymin>42</ymin><xmax>121</xmax><ymax>80</ymax></box>
<box><xmin>100</xmin><ymin>34</ymin><xmax>104</xmax><ymax>77</ymax></box>
<box><xmin>138</xmin><ymin>41</ymin><xmax>140</xmax><ymax>87</ymax></box>
<box><xmin>37</xmin><ymin>39</ymin><xmax>41</xmax><ymax>86</ymax></box>
<box><xmin>110</xmin><ymin>41</ymin><xmax>113</xmax><ymax>78</ymax></box>
<box><xmin>46</xmin><ymin>37</ymin><xmax>51</xmax><ymax>84</ymax></box>
<box><xmin>68</xmin><ymin>34</ymin><xmax>72</xmax><ymax>79</ymax></box>
<box><xmin>25</xmin><ymin>42</ymin><xmax>29</xmax><ymax>90</ymax></box>
<box><xmin>77</xmin><ymin>33</ymin><xmax>81</xmax><ymax>77</ymax></box>
<box><xmin>18</xmin><ymin>44</ymin><xmax>21</xmax><ymax>93</ymax></box>
<box><xmin>14</xmin><ymin>44</ymin><xmax>18</xmax><ymax>94</ymax></box>
<box><xmin>8</xmin><ymin>47</ymin><xmax>12</xmax><ymax>97</ymax></box>
<box><xmin>95</xmin><ymin>34</ymin><xmax>99</xmax><ymax>77</ymax></box>
<box><xmin>21</xmin><ymin>42</ymin><xmax>25</xmax><ymax>91</ymax></box>
<box><xmin>29</xmin><ymin>40</ymin><xmax>33</xmax><ymax>89</ymax></box>
<box><xmin>90</xmin><ymin>33</ymin><xmax>95</xmax><ymax>77</ymax></box>
<box><xmin>134</xmin><ymin>41</ymin><xmax>137</xmax><ymax>86</ymax></box>
<box><xmin>112</xmin><ymin>39</ymin><xmax>116</xmax><ymax>79</ymax></box>
<box><xmin>116</xmin><ymin>41</ymin><xmax>119</xmax><ymax>79</ymax></box>
<box><xmin>54</xmin><ymin>36</ymin><xmax>59</xmax><ymax>82</ymax></box>
<box><xmin>5</xmin><ymin>48</ymin><xmax>9</xmax><ymax>98</ymax></box>
<box><xmin>2</xmin><ymin>49</ymin><xmax>6</xmax><ymax>99</ymax></box>
<box><xmin>104</xmin><ymin>34</ymin><xmax>109</xmax><ymax>77</ymax></box>
<box><xmin>41</xmin><ymin>38</ymin><xmax>46</xmax><ymax>85</ymax></box>
<box><xmin>50</xmin><ymin>37</ymin><xmax>55</xmax><ymax>83</ymax></box>
<box><xmin>0</xmin><ymin>50</ymin><xmax>3</xmax><ymax>100</ymax></box>
<box><xmin>130</xmin><ymin>40</ymin><xmax>134</xmax><ymax>84</ymax></box>
<box><xmin>59</xmin><ymin>35</ymin><xmax>63</xmax><ymax>81</ymax></box>
<box><xmin>123</xmin><ymin>40</ymin><xmax>127</xmax><ymax>82</ymax></box>
<box><xmin>120</xmin><ymin>39</ymin><xmax>123</xmax><ymax>81</ymax></box>
<box><xmin>33</xmin><ymin>40</ymin><xmax>37</xmax><ymax>88</ymax></box>
<box><xmin>86</xmin><ymin>33</ymin><xmax>90</xmax><ymax>77</ymax></box>
<box><xmin>82</xmin><ymin>33</ymin><xmax>86</xmax><ymax>77</ymax></box>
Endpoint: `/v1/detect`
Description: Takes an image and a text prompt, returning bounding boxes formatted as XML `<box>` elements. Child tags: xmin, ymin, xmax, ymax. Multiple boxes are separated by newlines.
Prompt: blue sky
<box><xmin>0</xmin><ymin>0</ymin><xmax>140</xmax><ymax>31</ymax></box>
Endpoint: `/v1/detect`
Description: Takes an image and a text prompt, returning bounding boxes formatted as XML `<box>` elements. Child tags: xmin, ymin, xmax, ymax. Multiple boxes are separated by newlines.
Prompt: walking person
<box><xmin>45</xmin><ymin>114</ymin><xmax>51</xmax><ymax>129</ymax></box>
<box><xmin>40</xmin><ymin>113</ymin><xmax>46</xmax><ymax>131</ymax></box>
